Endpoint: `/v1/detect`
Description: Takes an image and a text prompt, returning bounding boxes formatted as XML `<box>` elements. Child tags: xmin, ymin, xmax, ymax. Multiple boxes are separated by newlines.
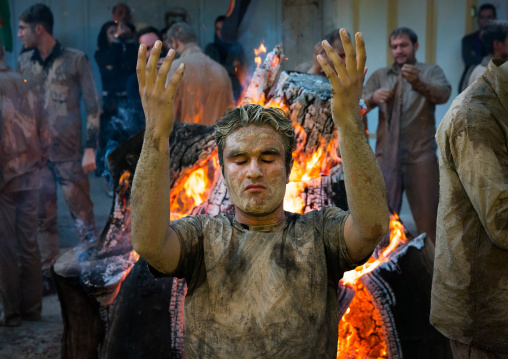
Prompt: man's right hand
<box><xmin>137</xmin><ymin>41</ymin><xmax>185</xmax><ymax>143</ymax></box>
<box><xmin>372</xmin><ymin>88</ymin><xmax>394</xmax><ymax>104</ymax></box>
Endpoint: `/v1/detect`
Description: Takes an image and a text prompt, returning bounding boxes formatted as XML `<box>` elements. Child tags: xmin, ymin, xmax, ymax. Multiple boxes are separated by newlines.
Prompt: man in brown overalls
<box><xmin>362</xmin><ymin>27</ymin><xmax>451</xmax><ymax>243</ymax></box>
<box><xmin>17</xmin><ymin>4</ymin><xmax>100</xmax><ymax>293</ymax></box>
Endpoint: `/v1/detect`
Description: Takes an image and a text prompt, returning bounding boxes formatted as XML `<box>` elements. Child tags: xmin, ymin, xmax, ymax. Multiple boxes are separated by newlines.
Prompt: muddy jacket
<box><xmin>148</xmin><ymin>208</ymin><xmax>365</xmax><ymax>358</ymax></box>
<box><xmin>0</xmin><ymin>67</ymin><xmax>51</xmax><ymax>192</ymax></box>
<box><xmin>362</xmin><ymin>61</ymin><xmax>451</xmax><ymax>164</ymax></box>
<box><xmin>165</xmin><ymin>44</ymin><xmax>235</xmax><ymax>126</ymax></box>
<box><xmin>431</xmin><ymin>59</ymin><xmax>508</xmax><ymax>352</ymax></box>
<box><xmin>17</xmin><ymin>41</ymin><xmax>99</xmax><ymax>162</ymax></box>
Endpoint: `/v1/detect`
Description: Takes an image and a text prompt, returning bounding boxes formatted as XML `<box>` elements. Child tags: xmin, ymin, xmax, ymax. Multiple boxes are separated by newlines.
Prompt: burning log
<box><xmin>53</xmin><ymin>123</ymin><xmax>216</xmax><ymax>359</ymax></box>
<box><xmin>241</xmin><ymin>44</ymin><xmax>284</xmax><ymax>105</ymax></box>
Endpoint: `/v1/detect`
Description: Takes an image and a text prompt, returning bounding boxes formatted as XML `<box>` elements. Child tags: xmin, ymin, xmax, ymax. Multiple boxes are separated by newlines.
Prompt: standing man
<box><xmin>464</xmin><ymin>20</ymin><xmax>508</xmax><ymax>88</ymax></box>
<box><xmin>0</xmin><ymin>36</ymin><xmax>50</xmax><ymax>326</ymax></box>
<box><xmin>131</xmin><ymin>30</ymin><xmax>389</xmax><ymax>357</ymax></box>
<box><xmin>362</xmin><ymin>27</ymin><xmax>451</xmax><ymax>243</ymax></box>
<box><xmin>431</xmin><ymin>59</ymin><xmax>508</xmax><ymax>358</ymax></box>
<box><xmin>17</xmin><ymin>4</ymin><xmax>100</xmax><ymax>293</ymax></box>
<box><xmin>166</xmin><ymin>22</ymin><xmax>235</xmax><ymax>126</ymax></box>
<box><xmin>459</xmin><ymin>3</ymin><xmax>496</xmax><ymax>92</ymax></box>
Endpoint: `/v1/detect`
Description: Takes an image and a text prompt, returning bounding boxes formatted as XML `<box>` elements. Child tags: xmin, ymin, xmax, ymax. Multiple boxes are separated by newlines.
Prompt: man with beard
<box><xmin>17</xmin><ymin>3</ymin><xmax>100</xmax><ymax>294</ymax></box>
<box><xmin>131</xmin><ymin>29</ymin><xmax>389</xmax><ymax>358</ymax></box>
<box><xmin>362</xmin><ymin>27</ymin><xmax>451</xmax><ymax>244</ymax></box>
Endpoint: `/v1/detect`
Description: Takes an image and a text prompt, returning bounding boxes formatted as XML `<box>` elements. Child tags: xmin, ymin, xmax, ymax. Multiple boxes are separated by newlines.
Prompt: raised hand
<box><xmin>317</xmin><ymin>29</ymin><xmax>367</xmax><ymax>130</ymax></box>
<box><xmin>137</xmin><ymin>40</ymin><xmax>185</xmax><ymax>142</ymax></box>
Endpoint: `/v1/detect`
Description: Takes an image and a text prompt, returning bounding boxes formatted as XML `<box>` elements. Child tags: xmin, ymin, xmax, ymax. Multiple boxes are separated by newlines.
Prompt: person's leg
<box><xmin>53</xmin><ymin>161</ymin><xmax>97</xmax><ymax>242</ymax></box>
<box><xmin>16</xmin><ymin>189</ymin><xmax>42</xmax><ymax>320</ymax></box>
<box><xmin>38</xmin><ymin>163</ymin><xmax>60</xmax><ymax>281</ymax></box>
<box><xmin>402</xmin><ymin>159</ymin><xmax>439</xmax><ymax>244</ymax></box>
<box><xmin>0</xmin><ymin>191</ymin><xmax>21</xmax><ymax>326</ymax></box>
<box><xmin>450</xmin><ymin>339</ymin><xmax>508</xmax><ymax>359</ymax></box>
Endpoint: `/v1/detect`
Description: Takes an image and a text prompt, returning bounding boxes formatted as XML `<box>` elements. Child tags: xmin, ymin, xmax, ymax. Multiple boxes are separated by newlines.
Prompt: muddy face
<box><xmin>223</xmin><ymin>125</ymin><xmax>290</xmax><ymax>220</ymax></box>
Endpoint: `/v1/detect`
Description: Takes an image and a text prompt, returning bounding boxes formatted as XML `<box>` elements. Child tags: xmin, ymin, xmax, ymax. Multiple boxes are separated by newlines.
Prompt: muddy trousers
<box><xmin>450</xmin><ymin>340</ymin><xmax>508</xmax><ymax>359</ymax></box>
<box><xmin>39</xmin><ymin>161</ymin><xmax>97</xmax><ymax>278</ymax></box>
<box><xmin>382</xmin><ymin>158</ymin><xmax>439</xmax><ymax>243</ymax></box>
<box><xmin>0</xmin><ymin>189</ymin><xmax>42</xmax><ymax>326</ymax></box>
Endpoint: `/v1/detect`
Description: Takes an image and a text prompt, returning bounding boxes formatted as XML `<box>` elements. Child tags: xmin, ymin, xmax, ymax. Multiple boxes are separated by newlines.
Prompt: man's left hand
<box><xmin>401</xmin><ymin>64</ymin><xmax>420</xmax><ymax>84</ymax></box>
<box><xmin>82</xmin><ymin>148</ymin><xmax>96</xmax><ymax>174</ymax></box>
<box><xmin>318</xmin><ymin>29</ymin><xmax>366</xmax><ymax>130</ymax></box>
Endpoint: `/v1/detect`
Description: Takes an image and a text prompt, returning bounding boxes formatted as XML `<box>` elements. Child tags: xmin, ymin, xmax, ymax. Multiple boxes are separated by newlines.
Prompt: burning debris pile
<box><xmin>52</xmin><ymin>45</ymin><xmax>450</xmax><ymax>359</ymax></box>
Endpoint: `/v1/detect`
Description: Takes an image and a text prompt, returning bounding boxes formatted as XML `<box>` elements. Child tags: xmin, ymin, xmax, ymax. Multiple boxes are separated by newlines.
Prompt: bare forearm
<box><xmin>337</xmin><ymin>112</ymin><xmax>389</xmax><ymax>243</ymax></box>
<box><xmin>131</xmin><ymin>133</ymin><xmax>171</xmax><ymax>261</ymax></box>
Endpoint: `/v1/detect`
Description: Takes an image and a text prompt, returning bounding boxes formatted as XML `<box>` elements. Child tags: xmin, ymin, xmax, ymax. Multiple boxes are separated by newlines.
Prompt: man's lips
<box><xmin>244</xmin><ymin>184</ymin><xmax>267</xmax><ymax>192</ymax></box>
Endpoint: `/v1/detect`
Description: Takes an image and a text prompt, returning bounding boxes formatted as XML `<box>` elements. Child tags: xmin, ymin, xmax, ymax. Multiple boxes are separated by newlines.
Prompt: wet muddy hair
<box><xmin>19</xmin><ymin>3</ymin><xmax>54</xmax><ymax>35</ymax></box>
<box><xmin>166</xmin><ymin>22</ymin><xmax>197</xmax><ymax>45</ymax></box>
<box><xmin>215</xmin><ymin>104</ymin><xmax>295</xmax><ymax>175</ymax></box>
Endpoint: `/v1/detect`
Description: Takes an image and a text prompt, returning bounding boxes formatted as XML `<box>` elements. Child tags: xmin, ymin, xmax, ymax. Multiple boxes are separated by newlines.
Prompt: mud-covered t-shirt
<box><xmin>151</xmin><ymin>207</ymin><xmax>363</xmax><ymax>358</ymax></box>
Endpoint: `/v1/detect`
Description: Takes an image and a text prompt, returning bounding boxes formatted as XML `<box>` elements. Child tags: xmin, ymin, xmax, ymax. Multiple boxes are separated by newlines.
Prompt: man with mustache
<box><xmin>362</xmin><ymin>27</ymin><xmax>451</xmax><ymax>244</ymax></box>
<box><xmin>131</xmin><ymin>29</ymin><xmax>389</xmax><ymax>358</ymax></box>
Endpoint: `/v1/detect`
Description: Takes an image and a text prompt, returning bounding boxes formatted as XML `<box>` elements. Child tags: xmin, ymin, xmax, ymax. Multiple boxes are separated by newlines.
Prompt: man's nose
<box><xmin>246</xmin><ymin>161</ymin><xmax>263</xmax><ymax>179</ymax></box>
<box><xmin>17</xmin><ymin>29</ymin><xmax>22</xmax><ymax>38</ymax></box>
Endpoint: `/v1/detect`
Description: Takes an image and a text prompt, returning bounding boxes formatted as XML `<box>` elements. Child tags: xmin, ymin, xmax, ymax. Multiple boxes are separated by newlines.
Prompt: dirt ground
<box><xmin>0</xmin><ymin>294</ymin><xmax>62</xmax><ymax>359</ymax></box>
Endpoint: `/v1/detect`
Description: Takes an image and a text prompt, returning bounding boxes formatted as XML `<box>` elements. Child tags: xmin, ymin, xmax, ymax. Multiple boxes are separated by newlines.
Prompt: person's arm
<box><xmin>452</xmin><ymin>122</ymin><xmax>508</xmax><ymax>249</ymax></box>
<box><xmin>131</xmin><ymin>41</ymin><xmax>186</xmax><ymax>274</ymax></box>
<box><xmin>318</xmin><ymin>30</ymin><xmax>389</xmax><ymax>262</ymax></box>
<box><xmin>462</xmin><ymin>34</ymin><xmax>484</xmax><ymax>67</ymax></box>
<box><xmin>361</xmin><ymin>72</ymin><xmax>393</xmax><ymax>112</ymax></box>
<box><xmin>77</xmin><ymin>53</ymin><xmax>100</xmax><ymax>173</ymax></box>
<box><xmin>401</xmin><ymin>64</ymin><xmax>451</xmax><ymax>104</ymax></box>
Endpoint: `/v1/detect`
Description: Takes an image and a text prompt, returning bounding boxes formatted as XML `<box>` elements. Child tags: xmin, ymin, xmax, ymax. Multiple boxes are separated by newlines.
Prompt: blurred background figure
<box><xmin>166</xmin><ymin>22</ymin><xmax>234</xmax><ymax>125</ymax></box>
<box><xmin>94</xmin><ymin>19</ymin><xmax>137</xmax><ymax>181</ymax></box>
<box><xmin>17</xmin><ymin>3</ymin><xmax>100</xmax><ymax>294</ymax></box>
<box><xmin>112</xmin><ymin>3</ymin><xmax>132</xmax><ymax>23</ymax></box>
<box><xmin>296</xmin><ymin>29</ymin><xmax>346</xmax><ymax>76</ymax></box>
<box><xmin>463</xmin><ymin>19</ymin><xmax>508</xmax><ymax>90</ymax></box>
<box><xmin>205</xmin><ymin>14</ymin><xmax>248</xmax><ymax>102</ymax></box>
<box><xmin>458</xmin><ymin>3</ymin><xmax>496</xmax><ymax>92</ymax></box>
<box><xmin>0</xmin><ymin>36</ymin><xmax>50</xmax><ymax>327</ymax></box>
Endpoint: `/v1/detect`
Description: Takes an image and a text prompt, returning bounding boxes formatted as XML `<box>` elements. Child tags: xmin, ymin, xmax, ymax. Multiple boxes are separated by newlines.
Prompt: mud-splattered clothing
<box><xmin>431</xmin><ymin>59</ymin><xmax>508</xmax><ymax>353</ymax></box>
<box><xmin>0</xmin><ymin>67</ymin><xmax>49</xmax><ymax>325</ymax></box>
<box><xmin>0</xmin><ymin>67</ymin><xmax>50</xmax><ymax>192</ymax></box>
<box><xmin>164</xmin><ymin>44</ymin><xmax>235</xmax><ymax>126</ymax></box>
<box><xmin>362</xmin><ymin>62</ymin><xmax>451</xmax><ymax>241</ymax></box>
<box><xmin>149</xmin><ymin>208</ymin><xmax>364</xmax><ymax>358</ymax></box>
<box><xmin>17</xmin><ymin>42</ymin><xmax>99</xmax><ymax>277</ymax></box>
<box><xmin>17</xmin><ymin>41</ymin><xmax>99</xmax><ymax>161</ymax></box>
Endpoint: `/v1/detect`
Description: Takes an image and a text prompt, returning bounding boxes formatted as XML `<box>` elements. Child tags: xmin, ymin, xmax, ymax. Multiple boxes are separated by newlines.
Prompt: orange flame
<box><xmin>169</xmin><ymin>151</ymin><xmax>218</xmax><ymax>220</ymax></box>
<box><xmin>253</xmin><ymin>42</ymin><xmax>267</xmax><ymax>68</ymax></box>
<box><xmin>336</xmin><ymin>213</ymin><xmax>408</xmax><ymax>358</ymax></box>
<box><xmin>341</xmin><ymin>213</ymin><xmax>408</xmax><ymax>286</ymax></box>
<box><xmin>183</xmin><ymin>168</ymin><xmax>207</xmax><ymax>207</ymax></box>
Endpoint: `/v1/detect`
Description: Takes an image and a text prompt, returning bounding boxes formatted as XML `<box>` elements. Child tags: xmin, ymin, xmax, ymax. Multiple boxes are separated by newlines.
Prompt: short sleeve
<box><xmin>147</xmin><ymin>215</ymin><xmax>205</xmax><ymax>282</ymax></box>
<box><xmin>321</xmin><ymin>208</ymin><xmax>370</xmax><ymax>283</ymax></box>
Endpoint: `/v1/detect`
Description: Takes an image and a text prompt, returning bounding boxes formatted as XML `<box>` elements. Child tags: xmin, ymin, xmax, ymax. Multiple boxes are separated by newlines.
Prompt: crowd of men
<box><xmin>0</xmin><ymin>2</ymin><xmax>507</xmax><ymax>358</ymax></box>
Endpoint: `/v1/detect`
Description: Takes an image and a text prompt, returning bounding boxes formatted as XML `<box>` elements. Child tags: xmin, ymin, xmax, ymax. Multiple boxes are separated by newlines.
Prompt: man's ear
<box><xmin>493</xmin><ymin>39</ymin><xmax>502</xmax><ymax>53</ymax></box>
<box><xmin>414</xmin><ymin>42</ymin><xmax>419</xmax><ymax>52</ymax></box>
<box><xmin>35</xmin><ymin>24</ymin><xmax>44</xmax><ymax>35</ymax></box>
